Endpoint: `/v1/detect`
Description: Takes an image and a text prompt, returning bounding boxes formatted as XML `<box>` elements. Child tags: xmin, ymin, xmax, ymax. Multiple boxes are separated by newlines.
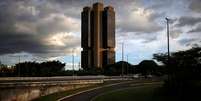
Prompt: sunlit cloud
<box><xmin>45</xmin><ymin>32</ymin><xmax>75</xmax><ymax>47</ymax></box>
<box><xmin>118</xmin><ymin>4</ymin><xmax>162</xmax><ymax>33</ymax></box>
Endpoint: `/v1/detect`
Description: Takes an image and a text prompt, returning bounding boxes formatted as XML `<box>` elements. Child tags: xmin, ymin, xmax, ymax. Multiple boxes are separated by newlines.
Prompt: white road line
<box><xmin>90</xmin><ymin>82</ymin><xmax>163</xmax><ymax>101</ymax></box>
<box><xmin>57</xmin><ymin>80</ymin><xmax>134</xmax><ymax>101</ymax></box>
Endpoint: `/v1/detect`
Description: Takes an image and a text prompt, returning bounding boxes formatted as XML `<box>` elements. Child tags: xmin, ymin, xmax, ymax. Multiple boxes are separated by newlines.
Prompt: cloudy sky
<box><xmin>0</xmin><ymin>0</ymin><xmax>200</xmax><ymax>69</ymax></box>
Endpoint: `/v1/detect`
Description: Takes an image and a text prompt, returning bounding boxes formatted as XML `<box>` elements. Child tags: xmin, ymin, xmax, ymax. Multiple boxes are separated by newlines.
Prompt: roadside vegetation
<box><xmin>0</xmin><ymin>58</ymin><xmax>164</xmax><ymax>77</ymax></box>
<box><xmin>92</xmin><ymin>47</ymin><xmax>201</xmax><ymax>101</ymax></box>
<box><xmin>93</xmin><ymin>84</ymin><xmax>177</xmax><ymax>101</ymax></box>
<box><xmin>153</xmin><ymin>47</ymin><xmax>201</xmax><ymax>100</ymax></box>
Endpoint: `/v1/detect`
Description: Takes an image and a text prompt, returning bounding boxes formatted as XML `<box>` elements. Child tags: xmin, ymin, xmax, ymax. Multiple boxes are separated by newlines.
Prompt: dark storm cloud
<box><xmin>188</xmin><ymin>25</ymin><xmax>201</xmax><ymax>33</ymax></box>
<box><xmin>36</xmin><ymin>0</ymin><xmax>80</xmax><ymax>18</ymax></box>
<box><xmin>0</xmin><ymin>33</ymin><xmax>48</xmax><ymax>55</ymax></box>
<box><xmin>50</xmin><ymin>0</ymin><xmax>140</xmax><ymax>18</ymax></box>
<box><xmin>0</xmin><ymin>0</ymin><xmax>80</xmax><ymax>56</ymax></box>
<box><xmin>176</xmin><ymin>16</ymin><xmax>201</xmax><ymax>27</ymax></box>
<box><xmin>0</xmin><ymin>0</ymin><xmax>200</xmax><ymax>65</ymax></box>
<box><xmin>145</xmin><ymin>0</ymin><xmax>174</xmax><ymax>9</ymax></box>
<box><xmin>189</xmin><ymin>0</ymin><xmax>201</xmax><ymax>13</ymax></box>
<box><xmin>51</xmin><ymin>0</ymin><xmax>163</xmax><ymax>33</ymax></box>
<box><xmin>149</xmin><ymin>12</ymin><xmax>166</xmax><ymax>21</ymax></box>
<box><xmin>178</xmin><ymin>38</ymin><xmax>197</xmax><ymax>46</ymax></box>
<box><xmin>0</xmin><ymin>0</ymin><xmax>162</xmax><ymax>57</ymax></box>
<box><xmin>0</xmin><ymin>1</ymin><xmax>31</xmax><ymax>56</ymax></box>
<box><xmin>141</xmin><ymin>36</ymin><xmax>157</xmax><ymax>43</ymax></box>
<box><xmin>0</xmin><ymin>32</ymin><xmax>80</xmax><ymax>56</ymax></box>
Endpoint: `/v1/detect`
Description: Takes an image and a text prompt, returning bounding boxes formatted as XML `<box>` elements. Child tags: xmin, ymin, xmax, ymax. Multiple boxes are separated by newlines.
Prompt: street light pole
<box><xmin>121</xmin><ymin>42</ymin><xmax>124</xmax><ymax>76</ymax></box>
<box><xmin>127</xmin><ymin>55</ymin><xmax>128</xmax><ymax>75</ymax></box>
<box><xmin>0</xmin><ymin>56</ymin><xmax>2</xmax><ymax>65</ymax></box>
<box><xmin>18</xmin><ymin>55</ymin><xmax>20</xmax><ymax>76</ymax></box>
<box><xmin>72</xmin><ymin>48</ymin><xmax>75</xmax><ymax>76</ymax></box>
<box><xmin>166</xmin><ymin>17</ymin><xmax>170</xmax><ymax>81</ymax></box>
<box><xmin>166</xmin><ymin>17</ymin><xmax>170</xmax><ymax>62</ymax></box>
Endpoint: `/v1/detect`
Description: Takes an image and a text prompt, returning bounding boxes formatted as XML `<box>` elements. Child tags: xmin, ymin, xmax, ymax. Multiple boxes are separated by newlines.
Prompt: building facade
<box><xmin>81</xmin><ymin>2</ymin><xmax>115</xmax><ymax>69</ymax></box>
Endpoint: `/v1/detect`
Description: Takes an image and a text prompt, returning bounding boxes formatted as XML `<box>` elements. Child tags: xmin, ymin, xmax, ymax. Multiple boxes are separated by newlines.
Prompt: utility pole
<box><xmin>18</xmin><ymin>55</ymin><xmax>20</xmax><ymax>77</ymax></box>
<box><xmin>72</xmin><ymin>48</ymin><xmax>75</xmax><ymax>76</ymax></box>
<box><xmin>0</xmin><ymin>59</ymin><xmax>1</xmax><ymax>68</ymax></box>
<box><xmin>78</xmin><ymin>62</ymin><xmax>81</xmax><ymax>69</ymax></box>
<box><xmin>0</xmin><ymin>56</ymin><xmax>2</xmax><ymax>65</ymax></box>
<box><xmin>127</xmin><ymin>55</ymin><xmax>128</xmax><ymax>75</ymax></box>
<box><xmin>121</xmin><ymin>42</ymin><xmax>124</xmax><ymax>76</ymax></box>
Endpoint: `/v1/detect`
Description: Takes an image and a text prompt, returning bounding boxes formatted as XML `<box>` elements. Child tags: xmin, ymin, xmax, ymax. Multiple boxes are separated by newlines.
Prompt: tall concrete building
<box><xmin>81</xmin><ymin>2</ymin><xmax>115</xmax><ymax>69</ymax></box>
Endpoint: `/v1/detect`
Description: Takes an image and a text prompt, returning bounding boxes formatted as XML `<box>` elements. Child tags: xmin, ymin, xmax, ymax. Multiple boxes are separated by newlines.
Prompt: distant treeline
<box><xmin>0</xmin><ymin>59</ymin><xmax>164</xmax><ymax>77</ymax></box>
<box><xmin>0</xmin><ymin>61</ymin><xmax>65</xmax><ymax>77</ymax></box>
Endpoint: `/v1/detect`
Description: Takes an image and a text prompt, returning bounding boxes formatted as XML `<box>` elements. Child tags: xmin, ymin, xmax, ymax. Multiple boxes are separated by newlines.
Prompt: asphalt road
<box><xmin>59</xmin><ymin>80</ymin><xmax>161</xmax><ymax>101</ymax></box>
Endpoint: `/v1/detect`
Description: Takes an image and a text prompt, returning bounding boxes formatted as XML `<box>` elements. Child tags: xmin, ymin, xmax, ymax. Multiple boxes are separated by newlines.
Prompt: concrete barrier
<box><xmin>0</xmin><ymin>76</ymin><xmax>133</xmax><ymax>101</ymax></box>
<box><xmin>0</xmin><ymin>79</ymin><xmax>104</xmax><ymax>101</ymax></box>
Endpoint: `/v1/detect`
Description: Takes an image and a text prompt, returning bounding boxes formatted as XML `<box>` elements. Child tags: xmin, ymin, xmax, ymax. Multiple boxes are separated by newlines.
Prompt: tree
<box><xmin>135</xmin><ymin>60</ymin><xmax>158</xmax><ymax>77</ymax></box>
<box><xmin>14</xmin><ymin>61</ymin><xmax>65</xmax><ymax>76</ymax></box>
<box><xmin>153</xmin><ymin>47</ymin><xmax>201</xmax><ymax>99</ymax></box>
<box><xmin>0</xmin><ymin>64</ymin><xmax>15</xmax><ymax>77</ymax></box>
<box><xmin>104</xmin><ymin>61</ymin><xmax>133</xmax><ymax>76</ymax></box>
<box><xmin>40</xmin><ymin>61</ymin><xmax>65</xmax><ymax>76</ymax></box>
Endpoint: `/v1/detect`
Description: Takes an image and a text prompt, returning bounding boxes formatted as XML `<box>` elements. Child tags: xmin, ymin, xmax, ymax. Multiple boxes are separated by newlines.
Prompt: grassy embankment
<box><xmin>93</xmin><ymin>84</ymin><xmax>178</xmax><ymax>101</ymax></box>
<box><xmin>32</xmin><ymin>80</ymin><xmax>130</xmax><ymax>101</ymax></box>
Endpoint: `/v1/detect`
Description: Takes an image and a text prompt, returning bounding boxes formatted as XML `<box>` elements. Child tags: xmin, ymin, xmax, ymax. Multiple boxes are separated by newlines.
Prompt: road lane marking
<box><xmin>90</xmin><ymin>82</ymin><xmax>163</xmax><ymax>101</ymax></box>
<box><xmin>57</xmin><ymin>80</ymin><xmax>135</xmax><ymax>101</ymax></box>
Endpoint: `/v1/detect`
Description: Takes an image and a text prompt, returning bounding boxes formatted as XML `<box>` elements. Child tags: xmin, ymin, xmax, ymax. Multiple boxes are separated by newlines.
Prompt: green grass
<box><xmin>32</xmin><ymin>80</ymin><xmax>131</xmax><ymax>101</ymax></box>
<box><xmin>93</xmin><ymin>84</ymin><xmax>178</xmax><ymax>101</ymax></box>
